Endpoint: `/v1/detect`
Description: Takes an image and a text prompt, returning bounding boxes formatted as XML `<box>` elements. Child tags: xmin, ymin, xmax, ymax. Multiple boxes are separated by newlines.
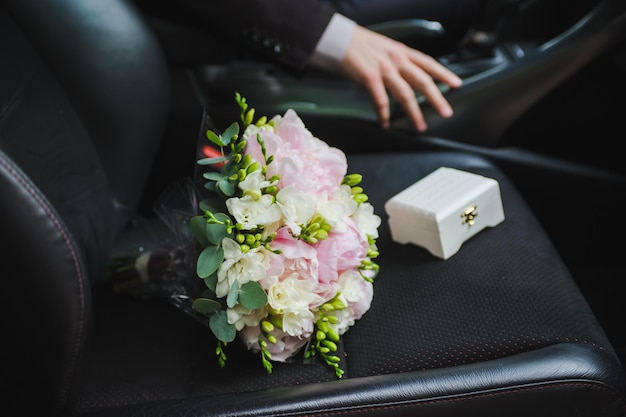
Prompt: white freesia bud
<box><xmin>226</xmin><ymin>194</ymin><xmax>282</xmax><ymax>230</ymax></box>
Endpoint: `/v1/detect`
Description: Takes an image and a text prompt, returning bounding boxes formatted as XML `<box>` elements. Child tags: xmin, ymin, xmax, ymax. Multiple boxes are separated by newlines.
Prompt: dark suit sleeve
<box><xmin>175</xmin><ymin>0</ymin><xmax>336</xmax><ymax>73</ymax></box>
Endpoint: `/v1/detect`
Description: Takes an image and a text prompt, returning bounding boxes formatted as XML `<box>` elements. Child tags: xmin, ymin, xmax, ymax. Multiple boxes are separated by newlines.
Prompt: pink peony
<box><xmin>317</xmin><ymin>216</ymin><xmax>370</xmax><ymax>273</ymax></box>
<box><xmin>244</xmin><ymin>110</ymin><xmax>348</xmax><ymax>197</ymax></box>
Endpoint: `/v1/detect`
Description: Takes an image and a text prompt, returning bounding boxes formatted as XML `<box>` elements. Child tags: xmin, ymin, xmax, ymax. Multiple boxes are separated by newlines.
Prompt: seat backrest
<box><xmin>0</xmin><ymin>1</ymin><xmax>170</xmax><ymax>415</ymax></box>
<box><xmin>3</xmin><ymin>0</ymin><xmax>171</xmax><ymax>231</ymax></box>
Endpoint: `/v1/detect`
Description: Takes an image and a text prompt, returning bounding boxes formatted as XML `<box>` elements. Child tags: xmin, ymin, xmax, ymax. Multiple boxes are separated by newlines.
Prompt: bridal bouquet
<box><xmin>186</xmin><ymin>94</ymin><xmax>380</xmax><ymax>378</ymax></box>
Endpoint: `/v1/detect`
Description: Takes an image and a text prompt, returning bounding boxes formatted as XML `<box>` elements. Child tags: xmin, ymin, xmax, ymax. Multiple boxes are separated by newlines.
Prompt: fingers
<box><xmin>399</xmin><ymin>56</ymin><xmax>455</xmax><ymax>121</ymax></box>
<box><xmin>386</xmin><ymin>45</ymin><xmax>461</xmax><ymax>132</ymax></box>
<box><xmin>364</xmin><ymin>76</ymin><xmax>392</xmax><ymax>129</ymax></box>
<box><xmin>338</xmin><ymin>26</ymin><xmax>463</xmax><ymax>132</ymax></box>
<box><xmin>382</xmin><ymin>69</ymin><xmax>427</xmax><ymax>132</ymax></box>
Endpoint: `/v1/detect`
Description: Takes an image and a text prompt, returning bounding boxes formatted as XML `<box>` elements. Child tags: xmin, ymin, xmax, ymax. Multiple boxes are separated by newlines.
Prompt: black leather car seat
<box><xmin>1</xmin><ymin>1</ymin><xmax>624</xmax><ymax>416</ymax></box>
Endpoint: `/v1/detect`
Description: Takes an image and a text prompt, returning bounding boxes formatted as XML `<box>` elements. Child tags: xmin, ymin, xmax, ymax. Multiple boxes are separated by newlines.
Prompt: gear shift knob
<box><xmin>459</xmin><ymin>0</ymin><xmax>523</xmax><ymax>58</ymax></box>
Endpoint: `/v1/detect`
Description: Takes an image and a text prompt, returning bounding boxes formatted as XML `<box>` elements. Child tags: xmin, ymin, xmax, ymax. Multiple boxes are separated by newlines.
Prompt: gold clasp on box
<box><xmin>461</xmin><ymin>205</ymin><xmax>478</xmax><ymax>227</ymax></box>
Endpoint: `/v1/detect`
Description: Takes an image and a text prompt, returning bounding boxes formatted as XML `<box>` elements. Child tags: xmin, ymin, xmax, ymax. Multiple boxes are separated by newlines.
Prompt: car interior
<box><xmin>1</xmin><ymin>0</ymin><xmax>625</xmax><ymax>416</ymax></box>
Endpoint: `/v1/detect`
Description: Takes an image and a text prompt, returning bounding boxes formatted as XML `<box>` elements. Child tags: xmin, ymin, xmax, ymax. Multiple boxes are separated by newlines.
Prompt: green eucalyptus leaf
<box><xmin>197</xmin><ymin>246</ymin><xmax>223</xmax><ymax>278</ymax></box>
<box><xmin>221</xmin><ymin>122</ymin><xmax>240</xmax><ymax>145</ymax></box>
<box><xmin>200</xmin><ymin>288</ymin><xmax>215</xmax><ymax>298</ymax></box>
<box><xmin>198</xmin><ymin>156</ymin><xmax>228</xmax><ymax>166</ymax></box>
<box><xmin>206</xmin><ymin>130</ymin><xmax>225</xmax><ymax>147</ymax></box>
<box><xmin>209</xmin><ymin>310</ymin><xmax>236</xmax><ymax>342</ymax></box>
<box><xmin>227</xmin><ymin>281</ymin><xmax>239</xmax><ymax>308</ymax></box>
<box><xmin>203</xmin><ymin>172</ymin><xmax>227</xmax><ymax>181</ymax></box>
<box><xmin>239</xmin><ymin>281</ymin><xmax>267</xmax><ymax>309</ymax></box>
<box><xmin>204</xmin><ymin>273</ymin><xmax>218</xmax><ymax>292</ymax></box>
<box><xmin>192</xmin><ymin>298</ymin><xmax>221</xmax><ymax>315</ymax></box>
<box><xmin>217</xmin><ymin>179</ymin><xmax>235</xmax><ymax>197</ymax></box>
<box><xmin>199</xmin><ymin>198</ymin><xmax>223</xmax><ymax>214</ymax></box>
<box><xmin>190</xmin><ymin>215</ymin><xmax>210</xmax><ymax>247</ymax></box>
<box><xmin>205</xmin><ymin>213</ymin><xmax>232</xmax><ymax>245</ymax></box>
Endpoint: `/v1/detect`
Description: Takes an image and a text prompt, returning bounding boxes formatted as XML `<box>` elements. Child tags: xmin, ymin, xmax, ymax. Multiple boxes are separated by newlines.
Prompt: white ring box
<box><xmin>384</xmin><ymin>167</ymin><xmax>505</xmax><ymax>259</ymax></box>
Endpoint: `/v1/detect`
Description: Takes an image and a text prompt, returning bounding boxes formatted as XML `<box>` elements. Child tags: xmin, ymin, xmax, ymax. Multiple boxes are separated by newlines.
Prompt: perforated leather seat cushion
<box><xmin>75</xmin><ymin>151</ymin><xmax>615</xmax><ymax>414</ymax></box>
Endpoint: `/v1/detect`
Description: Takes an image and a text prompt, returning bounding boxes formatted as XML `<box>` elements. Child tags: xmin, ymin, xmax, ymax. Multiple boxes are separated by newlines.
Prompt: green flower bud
<box><xmin>314</xmin><ymin>229</ymin><xmax>328</xmax><ymax>240</ymax></box>
<box><xmin>247</xmin><ymin>162</ymin><xmax>260</xmax><ymax>173</ymax></box>
<box><xmin>255</xmin><ymin>115</ymin><xmax>267</xmax><ymax>126</ymax></box>
<box><xmin>327</xmin><ymin>315</ymin><xmax>339</xmax><ymax>324</ymax></box>
<box><xmin>233</xmin><ymin>153</ymin><xmax>243</xmax><ymax>163</ymax></box>
<box><xmin>321</xmin><ymin>303</ymin><xmax>334</xmax><ymax>311</ymax></box>
<box><xmin>317</xmin><ymin>321</ymin><xmax>330</xmax><ymax>333</ymax></box>
<box><xmin>261</xmin><ymin>320</ymin><xmax>274</xmax><ymax>333</ymax></box>
<box><xmin>236</xmin><ymin>234</ymin><xmax>245</xmax><ymax>244</ymax></box>
<box><xmin>266</xmin><ymin>334</ymin><xmax>277</xmax><ymax>344</ymax></box>
<box><xmin>322</xmin><ymin>340</ymin><xmax>338</xmax><ymax>351</ymax></box>
<box><xmin>354</xmin><ymin>193</ymin><xmax>369</xmax><ymax>204</ymax></box>
<box><xmin>270</xmin><ymin>316</ymin><xmax>283</xmax><ymax>329</ymax></box>
<box><xmin>343</xmin><ymin>173</ymin><xmax>362</xmax><ymax>186</ymax></box>
<box><xmin>264</xmin><ymin>185</ymin><xmax>278</xmax><ymax>194</ymax></box>
<box><xmin>240</xmin><ymin>244</ymin><xmax>250</xmax><ymax>253</ymax></box>
<box><xmin>241</xmin><ymin>154</ymin><xmax>252</xmax><ymax>167</ymax></box>
<box><xmin>245</xmin><ymin>234</ymin><xmax>256</xmax><ymax>245</ymax></box>
<box><xmin>316</xmin><ymin>330</ymin><xmax>326</xmax><ymax>340</ymax></box>
<box><xmin>327</xmin><ymin>328</ymin><xmax>340</xmax><ymax>342</ymax></box>
<box><xmin>238</xmin><ymin>169</ymin><xmax>247</xmax><ymax>181</ymax></box>
<box><xmin>236</xmin><ymin>140</ymin><xmax>248</xmax><ymax>153</ymax></box>
<box><xmin>326</xmin><ymin>355</ymin><xmax>341</xmax><ymax>363</ymax></box>
<box><xmin>319</xmin><ymin>347</ymin><xmax>330</xmax><ymax>354</ymax></box>
<box><xmin>245</xmin><ymin>108</ymin><xmax>255</xmax><ymax>125</ymax></box>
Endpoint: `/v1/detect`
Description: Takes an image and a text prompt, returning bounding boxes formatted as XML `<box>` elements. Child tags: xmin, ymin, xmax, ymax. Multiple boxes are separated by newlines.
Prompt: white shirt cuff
<box><xmin>310</xmin><ymin>13</ymin><xmax>357</xmax><ymax>72</ymax></box>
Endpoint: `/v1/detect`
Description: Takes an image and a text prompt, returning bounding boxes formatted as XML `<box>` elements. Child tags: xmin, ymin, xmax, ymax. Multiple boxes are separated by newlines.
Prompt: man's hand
<box><xmin>339</xmin><ymin>25</ymin><xmax>462</xmax><ymax>132</ymax></box>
